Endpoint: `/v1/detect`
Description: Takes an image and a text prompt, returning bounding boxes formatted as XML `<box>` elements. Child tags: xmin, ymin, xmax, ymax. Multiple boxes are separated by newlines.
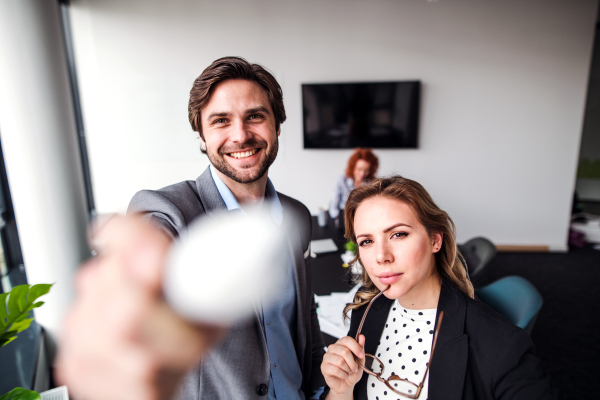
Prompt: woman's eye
<box><xmin>359</xmin><ymin>239</ymin><xmax>373</xmax><ymax>246</ymax></box>
<box><xmin>392</xmin><ymin>232</ymin><xmax>408</xmax><ymax>239</ymax></box>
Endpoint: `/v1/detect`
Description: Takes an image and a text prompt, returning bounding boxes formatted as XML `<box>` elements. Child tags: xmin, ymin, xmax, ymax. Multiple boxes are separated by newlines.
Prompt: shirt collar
<box><xmin>209</xmin><ymin>164</ymin><xmax>283</xmax><ymax>226</ymax></box>
<box><xmin>345</xmin><ymin>177</ymin><xmax>355</xmax><ymax>189</ymax></box>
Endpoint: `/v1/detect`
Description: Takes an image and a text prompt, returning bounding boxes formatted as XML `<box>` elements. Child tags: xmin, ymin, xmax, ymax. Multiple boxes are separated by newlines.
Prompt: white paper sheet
<box><xmin>310</xmin><ymin>238</ymin><xmax>338</xmax><ymax>254</ymax></box>
<box><xmin>41</xmin><ymin>386</ymin><xmax>69</xmax><ymax>400</ymax></box>
<box><xmin>315</xmin><ymin>283</ymin><xmax>362</xmax><ymax>339</ymax></box>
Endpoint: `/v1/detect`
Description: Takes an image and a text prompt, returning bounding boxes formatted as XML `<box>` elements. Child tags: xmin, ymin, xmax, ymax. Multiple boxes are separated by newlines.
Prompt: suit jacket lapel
<box><xmin>361</xmin><ymin>296</ymin><xmax>394</xmax><ymax>355</ymax></box>
<box><xmin>194</xmin><ymin>166</ymin><xmax>269</xmax><ymax>355</ymax></box>
<box><xmin>428</xmin><ymin>279</ymin><xmax>468</xmax><ymax>400</ymax></box>
<box><xmin>354</xmin><ymin>296</ymin><xmax>394</xmax><ymax>400</ymax></box>
<box><xmin>195</xmin><ymin>167</ymin><xmax>227</xmax><ymax>218</ymax></box>
<box><xmin>282</xmin><ymin>207</ymin><xmax>308</xmax><ymax>368</ymax></box>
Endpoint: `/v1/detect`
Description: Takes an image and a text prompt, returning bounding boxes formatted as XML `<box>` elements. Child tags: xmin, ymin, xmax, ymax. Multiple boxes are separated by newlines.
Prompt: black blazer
<box><xmin>322</xmin><ymin>279</ymin><xmax>559</xmax><ymax>400</ymax></box>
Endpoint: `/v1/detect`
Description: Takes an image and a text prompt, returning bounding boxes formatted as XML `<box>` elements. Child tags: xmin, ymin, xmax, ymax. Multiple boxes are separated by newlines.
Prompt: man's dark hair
<box><xmin>188</xmin><ymin>56</ymin><xmax>286</xmax><ymax>148</ymax></box>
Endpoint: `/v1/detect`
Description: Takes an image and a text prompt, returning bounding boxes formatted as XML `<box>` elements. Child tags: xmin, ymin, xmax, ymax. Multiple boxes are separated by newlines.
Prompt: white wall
<box><xmin>69</xmin><ymin>0</ymin><xmax>598</xmax><ymax>251</ymax></box>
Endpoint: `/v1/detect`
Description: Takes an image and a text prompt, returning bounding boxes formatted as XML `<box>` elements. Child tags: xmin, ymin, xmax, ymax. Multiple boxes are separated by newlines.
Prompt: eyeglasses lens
<box><xmin>363</xmin><ymin>355</ymin><xmax>383</xmax><ymax>374</ymax></box>
<box><xmin>387</xmin><ymin>375</ymin><xmax>419</xmax><ymax>396</ymax></box>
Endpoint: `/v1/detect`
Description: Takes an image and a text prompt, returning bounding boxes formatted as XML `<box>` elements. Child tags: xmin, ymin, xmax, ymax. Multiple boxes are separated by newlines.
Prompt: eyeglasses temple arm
<box><xmin>354</xmin><ymin>285</ymin><xmax>390</xmax><ymax>342</ymax></box>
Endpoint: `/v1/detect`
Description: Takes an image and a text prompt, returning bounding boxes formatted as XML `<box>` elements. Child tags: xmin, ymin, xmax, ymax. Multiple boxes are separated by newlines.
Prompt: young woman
<box><xmin>320</xmin><ymin>176</ymin><xmax>558</xmax><ymax>400</ymax></box>
<box><xmin>329</xmin><ymin>148</ymin><xmax>379</xmax><ymax>220</ymax></box>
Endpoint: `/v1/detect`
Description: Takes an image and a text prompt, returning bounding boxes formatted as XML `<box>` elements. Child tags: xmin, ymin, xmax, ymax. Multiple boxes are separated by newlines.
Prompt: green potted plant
<box><xmin>0</xmin><ymin>284</ymin><xmax>53</xmax><ymax>400</ymax></box>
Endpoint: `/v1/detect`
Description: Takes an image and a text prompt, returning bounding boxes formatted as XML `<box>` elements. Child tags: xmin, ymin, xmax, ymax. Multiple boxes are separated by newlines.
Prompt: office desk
<box><xmin>310</xmin><ymin>216</ymin><xmax>356</xmax><ymax>346</ymax></box>
<box><xmin>310</xmin><ymin>216</ymin><xmax>355</xmax><ymax>296</ymax></box>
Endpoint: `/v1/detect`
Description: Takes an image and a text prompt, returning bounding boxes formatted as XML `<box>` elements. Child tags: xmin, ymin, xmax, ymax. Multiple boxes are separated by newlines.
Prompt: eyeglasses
<box><xmin>354</xmin><ymin>286</ymin><xmax>444</xmax><ymax>399</ymax></box>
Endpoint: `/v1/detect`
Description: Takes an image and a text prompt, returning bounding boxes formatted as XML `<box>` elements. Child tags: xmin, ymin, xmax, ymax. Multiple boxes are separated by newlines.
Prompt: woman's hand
<box><xmin>321</xmin><ymin>335</ymin><xmax>366</xmax><ymax>399</ymax></box>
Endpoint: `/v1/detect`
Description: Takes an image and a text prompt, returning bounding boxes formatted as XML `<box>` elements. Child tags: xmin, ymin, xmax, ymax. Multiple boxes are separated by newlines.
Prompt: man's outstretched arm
<box><xmin>56</xmin><ymin>216</ymin><xmax>225</xmax><ymax>400</ymax></box>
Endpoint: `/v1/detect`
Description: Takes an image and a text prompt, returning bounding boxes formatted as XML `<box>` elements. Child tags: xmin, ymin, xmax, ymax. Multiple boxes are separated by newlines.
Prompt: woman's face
<box><xmin>353</xmin><ymin>159</ymin><xmax>371</xmax><ymax>184</ymax></box>
<box><xmin>354</xmin><ymin>196</ymin><xmax>442</xmax><ymax>305</ymax></box>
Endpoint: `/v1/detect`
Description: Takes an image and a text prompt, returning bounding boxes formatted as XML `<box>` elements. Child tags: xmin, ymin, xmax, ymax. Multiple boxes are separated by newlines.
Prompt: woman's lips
<box><xmin>378</xmin><ymin>273</ymin><xmax>403</xmax><ymax>285</ymax></box>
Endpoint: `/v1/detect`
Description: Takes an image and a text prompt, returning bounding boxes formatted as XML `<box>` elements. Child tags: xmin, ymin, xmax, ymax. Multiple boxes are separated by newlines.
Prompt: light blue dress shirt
<box><xmin>328</xmin><ymin>176</ymin><xmax>354</xmax><ymax>219</ymax></box>
<box><xmin>209</xmin><ymin>166</ymin><xmax>322</xmax><ymax>400</ymax></box>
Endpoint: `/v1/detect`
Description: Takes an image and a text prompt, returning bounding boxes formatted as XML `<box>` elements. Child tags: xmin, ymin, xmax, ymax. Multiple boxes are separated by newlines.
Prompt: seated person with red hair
<box><xmin>329</xmin><ymin>148</ymin><xmax>379</xmax><ymax>220</ymax></box>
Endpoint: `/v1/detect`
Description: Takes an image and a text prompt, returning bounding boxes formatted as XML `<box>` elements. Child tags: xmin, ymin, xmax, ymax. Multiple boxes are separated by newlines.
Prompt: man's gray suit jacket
<box><xmin>127</xmin><ymin>167</ymin><xmax>326</xmax><ymax>399</ymax></box>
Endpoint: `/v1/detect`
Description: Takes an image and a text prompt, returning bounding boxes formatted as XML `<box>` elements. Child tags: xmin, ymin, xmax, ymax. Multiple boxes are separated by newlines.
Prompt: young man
<box><xmin>126</xmin><ymin>57</ymin><xmax>326</xmax><ymax>399</ymax></box>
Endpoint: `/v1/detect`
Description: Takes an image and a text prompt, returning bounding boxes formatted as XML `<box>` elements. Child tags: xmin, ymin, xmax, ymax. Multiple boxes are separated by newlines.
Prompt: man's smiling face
<box><xmin>200</xmin><ymin>79</ymin><xmax>279</xmax><ymax>184</ymax></box>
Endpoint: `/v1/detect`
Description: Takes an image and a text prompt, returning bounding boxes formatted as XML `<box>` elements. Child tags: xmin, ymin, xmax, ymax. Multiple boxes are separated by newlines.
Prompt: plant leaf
<box><xmin>15</xmin><ymin>312</ymin><xmax>34</xmax><ymax>322</ymax></box>
<box><xmin>26</xmin><ymin>284</ymin><xmax>53</xmax><ymax>308</ymax></box>
<box><xmin>29</xmin><ymin>301</ymin><xmax>44</xmax><ymax>309</ymax></box>
<box><xmin>0</xmin><ymin>330</ymin><xmax>18</xmax><ymax>340</ymax></box>
<box><xmin>0</xmin><ymin>293</ymin><xmax>8</xmax><ymax>327</ymax></box>
<box><xmin>1</xmin><ymin>284</ymin><xmax>52</xmax><ymax>348</ymax></box>
<box><xmin>7</xmin><ymin>285</ymin><xmax>28</xmax><ymax>317</ymax></box>
<box><xmin>0</xmin><ymin>387</ymin><xmax>41</xmax><ymax>400</ymax></box>
<box><xmin>10</xmin><ymin>318</ymin><xmax>33</xmax><ymax>334</ymax></box>
<box><xmin>0</xmin><ymin>336</ymin><xmax>17</xmax><ymax>347</ymax></box>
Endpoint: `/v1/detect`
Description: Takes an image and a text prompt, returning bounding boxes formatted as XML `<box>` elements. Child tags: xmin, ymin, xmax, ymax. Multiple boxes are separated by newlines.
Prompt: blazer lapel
<box><xmin>354</xmin><ymin>296</ymin><xmax>394</xmax><ymax>400</ymax></box>
<box><xmin>195</xmin><ymin>167</ymin><xmax>228</xmax><ymax>218</ymax></box>
<box><xmin>283</xmin><ymin>210</ymin><xmax>308</xmax><ymax>368</ymax></box>
<box><xmin>194</xmin><ymin>166</ymin><xmax>269</xmax><ymax>354</ymax></box>
<box><xmin>428</xmin><ymin>279</ymin><xmax>468</xmax><ymax>400</ymax></box>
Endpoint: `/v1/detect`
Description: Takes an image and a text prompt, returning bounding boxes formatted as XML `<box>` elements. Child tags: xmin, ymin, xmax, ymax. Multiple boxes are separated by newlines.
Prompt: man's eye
<box><xmin>248</xmin><ymin>114</ymin><xmax>263</xmax><ymax>120</ymax></box>
<box><xmin>359</xmin><ymin>239</ymin><xmax>373</xmax><ymax>246</ymax></box>
<box><xmin>211</xmin><ymin>118</ymin><xmax>229</xmax><ymax>125</ymax></box>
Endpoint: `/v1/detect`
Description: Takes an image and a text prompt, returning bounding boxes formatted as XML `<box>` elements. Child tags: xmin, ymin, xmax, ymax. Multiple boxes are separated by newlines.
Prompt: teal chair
<box><xmin>475</xmin><ymin>276</ymin><xmax>543</xmax><ymax>335</ymax></box>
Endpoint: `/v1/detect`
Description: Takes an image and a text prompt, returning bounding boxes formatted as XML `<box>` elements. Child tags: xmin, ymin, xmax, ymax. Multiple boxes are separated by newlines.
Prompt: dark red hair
<box><xmin>345</xmin><ymin>148</ymin><xmax>379</xmax><ymax>180</ymax></box>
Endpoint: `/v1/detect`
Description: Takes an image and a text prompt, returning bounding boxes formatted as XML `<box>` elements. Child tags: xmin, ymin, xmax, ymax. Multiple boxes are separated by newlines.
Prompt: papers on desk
<box><xmin>571</xmin><ymin>212</ymin><xmax>600</xmax><ymax>243</ymax></box>
<box><xmin>40</xmin><ymin>386</ymin><xmax>69</xmax><ymax>400</ymax></box>
<box><xmin>315</xmin><ymin>283</ymin><xmax>362</xmax><ymax>339</ymax></box>
<box><xmin>310</xmin><ymin>238</ymin><xmax>338</xmax><ymax>255</ymax></box>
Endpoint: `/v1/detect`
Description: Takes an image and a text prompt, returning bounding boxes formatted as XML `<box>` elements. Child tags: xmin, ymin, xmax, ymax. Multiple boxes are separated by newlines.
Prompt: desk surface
<box><xmin>310</xmin><ymin>216</ymin><xmax>356</xmax><ymax>346</ymax></box>
<box><xmin>310</xmin><ymin>216</ymin><xmax>355</xmax><ymax>296</ymax></box>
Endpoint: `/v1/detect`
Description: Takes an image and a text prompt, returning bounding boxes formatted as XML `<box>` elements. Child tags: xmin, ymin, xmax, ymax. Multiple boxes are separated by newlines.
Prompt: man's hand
<box><xmin>56</xmin><ymin>215</ymin><xmax>225</xmax><ymax>400</ymax></box>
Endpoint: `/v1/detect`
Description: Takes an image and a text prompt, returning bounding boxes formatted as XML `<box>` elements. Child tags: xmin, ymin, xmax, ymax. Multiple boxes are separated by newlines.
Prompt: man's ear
<box><xmin>432</xmin><ymin>232</ymin><xmax>443</xmax><ymax>253</ymax></box>
<box><xmin>199</xmin><ymin>136</ymin><xmax>207</xmax><ymax>153</ymax></box>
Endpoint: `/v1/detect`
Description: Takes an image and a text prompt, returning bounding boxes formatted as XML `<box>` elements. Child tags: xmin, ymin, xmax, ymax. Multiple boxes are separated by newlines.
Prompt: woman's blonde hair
<box><xmin>343</xmin><ymin>176</ymin><xmax>474</xmax><ymax>320</ymax></box>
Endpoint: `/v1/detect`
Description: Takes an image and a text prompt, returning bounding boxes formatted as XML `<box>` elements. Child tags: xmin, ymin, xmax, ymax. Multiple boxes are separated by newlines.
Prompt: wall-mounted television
<box><xmin>302</xmin><ymin>81</ymin><xmax>420</xmax><ymax>149</ymax></box>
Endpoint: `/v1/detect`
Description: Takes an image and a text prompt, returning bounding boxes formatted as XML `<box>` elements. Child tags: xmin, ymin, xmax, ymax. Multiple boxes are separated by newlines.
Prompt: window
<box><xmin>0</xmin><ymin>136</ymin><xmax>26</xmax><ymax>294</ymax></box>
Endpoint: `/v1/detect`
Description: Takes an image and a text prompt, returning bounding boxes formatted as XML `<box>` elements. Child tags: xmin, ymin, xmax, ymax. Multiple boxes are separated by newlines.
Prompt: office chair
<box><xmin>458</xmin><ymin>236</ymin><xmax>497</xmax><ymax>278</ymax></box>
<box><xmin>475</xmin><ymin>276</ymin><xmax>543</xmax><ymax>335</ymax></box>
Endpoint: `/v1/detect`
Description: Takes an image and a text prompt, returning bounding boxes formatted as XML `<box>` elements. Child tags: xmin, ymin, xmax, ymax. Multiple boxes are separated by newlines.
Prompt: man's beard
<box><xmin>208</xmin><ymin>138</ymin><xmax>278</xmax><ymax>184</ymax></box>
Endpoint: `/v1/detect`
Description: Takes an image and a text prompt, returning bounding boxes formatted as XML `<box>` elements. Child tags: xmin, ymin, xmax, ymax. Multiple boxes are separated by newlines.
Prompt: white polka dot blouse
<box><xmin>366</xmin><ymin>300</ymin><xmax>436</xmax><ymax>400</ymax></box>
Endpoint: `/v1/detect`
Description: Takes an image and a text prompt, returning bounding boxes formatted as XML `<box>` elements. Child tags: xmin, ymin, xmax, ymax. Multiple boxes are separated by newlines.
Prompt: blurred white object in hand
<box><xmin>164</xmin><ymin>210</ymin><xmax>286</xmax><ymax>325</ymax></box>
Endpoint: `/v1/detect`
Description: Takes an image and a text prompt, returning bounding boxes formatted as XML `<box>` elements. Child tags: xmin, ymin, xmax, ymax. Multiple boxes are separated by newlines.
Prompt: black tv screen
<box><xmin>302</xmin><ymin>81</ymin><xmax>420</xmax><ymax>149</ymax></box>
